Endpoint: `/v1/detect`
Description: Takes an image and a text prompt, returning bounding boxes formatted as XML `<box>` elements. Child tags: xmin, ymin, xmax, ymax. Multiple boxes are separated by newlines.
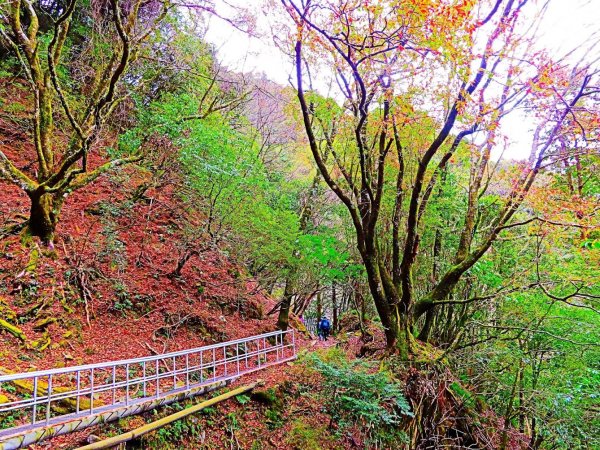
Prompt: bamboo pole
<box><xmin>75</xmin><ymin>381</ymin><xmax>263</xmax><ymax>450</ymax></box>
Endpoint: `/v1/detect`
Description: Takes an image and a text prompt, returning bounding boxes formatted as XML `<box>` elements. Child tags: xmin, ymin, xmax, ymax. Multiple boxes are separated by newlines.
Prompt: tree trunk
<box><xmin>359</xmin><ymin>288</ymin><xmax>366</xmax><ymax>322</ymax></box>
<box><xmin>276</xmin><ymin>278</ymin><xmax>294</xmax><ymax>331</ymax></box>
<box><xmin>169</xmin><ymin>249</ymin><xmax>199</xmax><ymax>278</ymax></box>
<box><xmin>418</xmin><ymin>227</ymin><xmax>442</xmax><ymax>342</ymax></box>
<box><xmin>28</xmin><ymin>192</ymin><xmax>58</xmax><ymax>243</ymax></box>
<box><xmin>332</xmin><ymin>283</ymin><xmax>338</xmax><ymax>334</ymax></box>
<box><xmin>364</xmin><ymin>256</ymin><xmax>399</xmax><ymax>349</ymax></box>
<box><xmin>316</xmin><ymin>290</ymin><xmax>322</xmax><ymax>319</ymax></box>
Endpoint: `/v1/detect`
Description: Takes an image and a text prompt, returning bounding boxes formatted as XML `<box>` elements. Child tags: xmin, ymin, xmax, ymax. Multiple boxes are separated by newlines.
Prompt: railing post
<box><xmin>279</xmin><ymin>331</ymin><xmax>283</xmax><ymax>358</ymax></box>
<box><xmin>185</xmin><ymin>354</ymin><xmax>190</xmax><ymax>390</ymax></box>
<box><xmin>212</xmin><ymin>348</ymin><xmax>216</xmax><ymax>382</ymax></box>
<box><xmin>143</xmin><ymin>361</ymin><xmax>147</xmax><ymax>397</ymax></box>
<box><xmin>76</xmin><ymin>370</ymin><xmax>81</xmax><ymax>414</ymax></box>
<box><xmin>257</xmin><ymin>338</ymin><xmax>261</xmax><ymax>368</ymax></box>
<box><xmin>46</xmin><ymin>374</ymin><xmax>52</xmax><ymax>424</ymax></box>
<box><xmin>112</xmin><ymin>366</ymin><xmax>116</xmax><ymax>405</ymax></box>
<box><xmin>32</xmin><ymin>376</ymin><xmax>38</xmax><ymax>424</ymax></box>
<box><xmin>90</xmin><ymin>369</ymin><xmax>95</xmax><ymax>414</ymax></box>
<box><xmin>155</xmin><ymin>359</ymin><xmax>160</xmax><ymax>397</ymax></box>
<box><xmin>125</xmin><ymin>363</ymin><xmax>130</xmax><ymax>406</ymax></box>
<box><xmin>200</xmin><ymin>352</ymin><xmax>204</xmax><ymax>383</ymax></box>
<box><xmin>172</xmin><ymin>357</ymin><xmax>176</xmax><ymax>388</ymax></box>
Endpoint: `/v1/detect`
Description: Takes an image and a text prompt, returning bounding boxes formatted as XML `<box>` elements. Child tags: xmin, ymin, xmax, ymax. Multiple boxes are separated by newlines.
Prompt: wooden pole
<box><xmin>75</xmin><ymin>381</ymin><xmax>263</xmax><ymax>450</ymax></box>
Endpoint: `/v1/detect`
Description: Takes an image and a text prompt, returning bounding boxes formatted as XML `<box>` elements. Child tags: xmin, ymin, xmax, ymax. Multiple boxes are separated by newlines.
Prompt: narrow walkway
<box><xmin>310</xmin><ymin>336</ymin><xmax>337</xmax><ymax>350</ymax></box>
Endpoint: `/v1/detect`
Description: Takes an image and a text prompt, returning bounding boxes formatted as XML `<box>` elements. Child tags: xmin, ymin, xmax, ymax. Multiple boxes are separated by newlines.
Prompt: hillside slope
<box><xmin>0</xmin><ymin>114</ymin><xmax>281</xmax><ymax>374</ymax></box>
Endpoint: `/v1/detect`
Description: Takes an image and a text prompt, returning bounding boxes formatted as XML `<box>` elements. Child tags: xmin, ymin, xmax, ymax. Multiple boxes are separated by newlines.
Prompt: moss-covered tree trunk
<box><xmin>276</xmin><ymin>279</ymin><xmax>294</xmax><ymax>331</ymax></box>
<box><xmin>28</xmin><ymin>191</ymin><xmax>59</xmax><ymax>243</ymax></box>
<box><xmin>332</xmin><ymin>283</ymin><xmax>337</xmax><ymax>334</ymax></box>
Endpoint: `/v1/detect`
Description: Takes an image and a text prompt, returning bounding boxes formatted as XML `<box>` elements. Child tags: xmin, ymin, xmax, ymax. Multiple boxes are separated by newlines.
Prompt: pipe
<box><xmin>75</xmin><ymin>381</ymin><xmax>263</xmax><ymax>450</ymax></box>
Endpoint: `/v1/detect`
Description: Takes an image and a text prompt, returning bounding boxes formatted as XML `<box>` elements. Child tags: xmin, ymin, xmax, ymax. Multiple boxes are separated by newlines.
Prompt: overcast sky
<box><xmin>205</xmin><ymin>0</ymin><xmax>599</xmax><ymax>161</ymax></box>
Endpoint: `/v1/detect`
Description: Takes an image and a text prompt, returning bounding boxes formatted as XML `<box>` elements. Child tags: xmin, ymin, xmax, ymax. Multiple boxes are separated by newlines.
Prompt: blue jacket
<box><xmin>319</xmin><ymin>319</ymin><xmax>331</xmax><ymax>331</ymax></box>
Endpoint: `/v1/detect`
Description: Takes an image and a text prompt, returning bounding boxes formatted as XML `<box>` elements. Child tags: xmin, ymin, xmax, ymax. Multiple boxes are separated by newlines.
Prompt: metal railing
<box><xmin>0</xmin><ymin>330</ymin><xmax>296</xmax><ymax>439</ymax></box>
<box><xmin>304</xmin><ymin>318</ymin><xmax>318</xmax><ymax>336</ymax></box>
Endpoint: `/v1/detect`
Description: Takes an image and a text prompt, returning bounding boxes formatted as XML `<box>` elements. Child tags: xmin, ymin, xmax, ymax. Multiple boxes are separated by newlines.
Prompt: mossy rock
<box><xmin>33</xmin><ymin>316</ymin><xmax>56</xmax><ymax>331</ymax></box>
<box><xmin>287</xmin><ymin>418</ymin><xmax>330</xmax><ymax>450</ymax></box>
<box><xmin>19</xmin><ymin>298</ymin><xmax>52</xmax><ymax>321</ymax></box>
<box><xmin>30</xmin><ymin>333</ymin><xmax>51</xmax><ymax>351</ymax></box>
<box><xmin>289</xmin><ymin>315</ymin><xmax>307</xmax><ymax>333</ymax></box>
<box><xmin>339</xmin><ymin>310</ymin><xmax>361</xmax><ymax>333</ymax></box>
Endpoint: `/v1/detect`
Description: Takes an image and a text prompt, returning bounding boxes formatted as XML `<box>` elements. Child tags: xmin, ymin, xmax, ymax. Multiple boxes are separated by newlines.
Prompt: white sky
<box><xmin>204</xmin><ymin>0</ymin><xmax>599</xmax><ymax>160</ymax></box>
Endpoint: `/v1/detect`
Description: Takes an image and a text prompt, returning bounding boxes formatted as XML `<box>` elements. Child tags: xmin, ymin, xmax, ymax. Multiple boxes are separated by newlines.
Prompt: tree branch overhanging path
<box><xmin>281</xmin><ymin>0</ymin><xmax>599</xmax><ymax>354</ymax></box>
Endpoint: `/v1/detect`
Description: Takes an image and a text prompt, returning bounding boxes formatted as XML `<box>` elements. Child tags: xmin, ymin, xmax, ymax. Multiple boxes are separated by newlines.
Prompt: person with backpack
<box><xmin>318</xmin><ymin>316</ymin><xmax>331</xmax><ymax>341</ymax></box>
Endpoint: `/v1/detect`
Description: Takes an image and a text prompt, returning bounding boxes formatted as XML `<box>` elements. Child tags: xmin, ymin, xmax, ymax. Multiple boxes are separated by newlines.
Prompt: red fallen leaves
<box><xmin>0</xmin><ymin>118</ymin><xmax>326</xmax><ymax>449</ymax></box>
<box><xmin>0</xmin><ymin>119</ymin><xmax>285</xmax><ymax>373</ymax></box>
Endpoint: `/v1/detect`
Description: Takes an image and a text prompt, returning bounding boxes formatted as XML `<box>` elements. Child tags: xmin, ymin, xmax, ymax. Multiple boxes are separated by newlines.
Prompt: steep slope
<box><xmin>0</xmin><ymin>113</ymin><xmax>282</xmax><ymax>375</ymax></box>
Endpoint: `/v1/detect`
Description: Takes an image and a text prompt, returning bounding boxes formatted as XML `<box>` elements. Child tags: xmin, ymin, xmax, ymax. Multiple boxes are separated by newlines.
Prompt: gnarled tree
<box><xmin>282</xmin><ymin>0</ymin><xmax>598</xmax><ymax>354</ymax></box>
<box><xmin>0</xmin><ymin>0</ymin><xmax>172</xmax><ymax>243</ymax></box>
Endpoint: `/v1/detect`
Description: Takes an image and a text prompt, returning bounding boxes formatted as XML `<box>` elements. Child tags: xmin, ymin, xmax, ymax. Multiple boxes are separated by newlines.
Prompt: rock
<box><xmin>339</xmin><ymin>310</ymin><xmax>361</xmax><ymax>333</ymax></box>
<box><xmin>86</xmin><ymin>434</ymin><xmax>102</xmax><ymax>444</ymax></box>
<box><xmin>0</xmin><ymin>318</ymin><xmax>26</xmax><ymax>341</ymax></box>
<box><xmin>250</xmin><ymin>387</ymin><xmax>281</xmax><ymax>407</ymax></box>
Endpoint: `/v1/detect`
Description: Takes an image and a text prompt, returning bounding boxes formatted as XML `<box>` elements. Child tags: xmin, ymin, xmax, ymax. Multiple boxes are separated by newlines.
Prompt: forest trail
<box><xmin>309</xmin><ymin>337</ymin><xmax>338</xmax><ymax>350</ymax></box>
<box><xmin>0</xmin><ymin>0</ymin><xmax>596</xmax><ymax>446</ymax></box>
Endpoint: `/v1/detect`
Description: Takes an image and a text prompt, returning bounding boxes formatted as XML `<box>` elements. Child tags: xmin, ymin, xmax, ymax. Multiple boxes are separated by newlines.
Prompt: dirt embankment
<box><xmin>0</xmin><ymin>112</ymin><xmax>285</xmax><ymax>375</ymax></box>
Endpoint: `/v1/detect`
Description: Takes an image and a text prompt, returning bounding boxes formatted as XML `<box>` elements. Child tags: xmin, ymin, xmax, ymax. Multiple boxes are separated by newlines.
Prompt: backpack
<box><xmin>320</xmin><ymin>319</ymin><xmax>331</xmax><ymax>331</ymax></box>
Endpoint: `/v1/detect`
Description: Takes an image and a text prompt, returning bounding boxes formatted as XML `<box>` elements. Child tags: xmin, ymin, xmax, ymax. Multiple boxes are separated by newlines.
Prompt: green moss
<box><xmin>0</xmin><ymin>318</ymin><xmax>26</xmax><ymax>341</ymax></box>
<box><xmin>0</xmin><ymin>297</ymin><xmax>17</xmax><ymax>322</ymax></box>
<box><xmin>33</xmin><ymin>316</ymin><xmax>56</xmax><ymax>331</ymax></box>
<box><xmin>287</xmin><ymin>419</ymin><xmax>331</xmax><ymax>450</ymax></box>
<box><xmin>25</xmin><ymin>246</ymin><xmax>40</xmax><ymax>273</ymax></box>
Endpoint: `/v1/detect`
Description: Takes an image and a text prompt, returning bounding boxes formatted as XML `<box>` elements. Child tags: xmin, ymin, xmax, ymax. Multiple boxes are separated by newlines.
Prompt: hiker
<box><xmin>318</xmin><ymin>316</ymin><xmax>331</xmax><ymax>341</ymax></box>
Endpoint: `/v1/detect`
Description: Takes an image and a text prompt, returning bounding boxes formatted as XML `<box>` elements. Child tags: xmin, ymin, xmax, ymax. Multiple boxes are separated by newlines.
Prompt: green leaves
<box><xmin>297</xmin><ymin>233</ymin><xmax>362</xmax><ymax>283</ymax></box>
<box><xmin>304</xmin><ymin>349</ymin><xmax>412</xmax><ymax>445</ymax></box>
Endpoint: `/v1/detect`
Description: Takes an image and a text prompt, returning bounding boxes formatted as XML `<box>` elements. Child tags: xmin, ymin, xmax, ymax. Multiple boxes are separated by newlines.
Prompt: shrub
<box><xmin>306</xmin><ymin>348</ymin><xmax>412</xmax><ymax>447</ymax></box>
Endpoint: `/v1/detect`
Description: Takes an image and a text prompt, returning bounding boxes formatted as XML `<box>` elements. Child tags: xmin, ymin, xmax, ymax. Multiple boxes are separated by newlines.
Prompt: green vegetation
<box><xmin>305</xmin><ymin>349</ymin><xmax>412</xmax><ymax>447</ymax></box>
<box><xmin>0</xmin><ymin>0</ymin><xmax>598</xmax><ymax>448</ymax></box>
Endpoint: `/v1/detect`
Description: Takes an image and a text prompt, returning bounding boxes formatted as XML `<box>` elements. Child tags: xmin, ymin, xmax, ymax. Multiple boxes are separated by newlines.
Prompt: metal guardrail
<box><xmin>0</xmin><ymin>330</ymin><xmax>296</xmax><ymax>442</ymax></box>
<box><xmin>304</xmin><ymin>318</ymin><xmax>318</xmax><ymax>335</ymax></box>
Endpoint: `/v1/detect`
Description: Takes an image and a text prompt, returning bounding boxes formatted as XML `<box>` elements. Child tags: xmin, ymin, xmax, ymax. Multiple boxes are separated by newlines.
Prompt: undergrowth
<box><xmin>302</xmin><ymin>347</ymin><xmax>412</xmax><ymax>448</ymax></box>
